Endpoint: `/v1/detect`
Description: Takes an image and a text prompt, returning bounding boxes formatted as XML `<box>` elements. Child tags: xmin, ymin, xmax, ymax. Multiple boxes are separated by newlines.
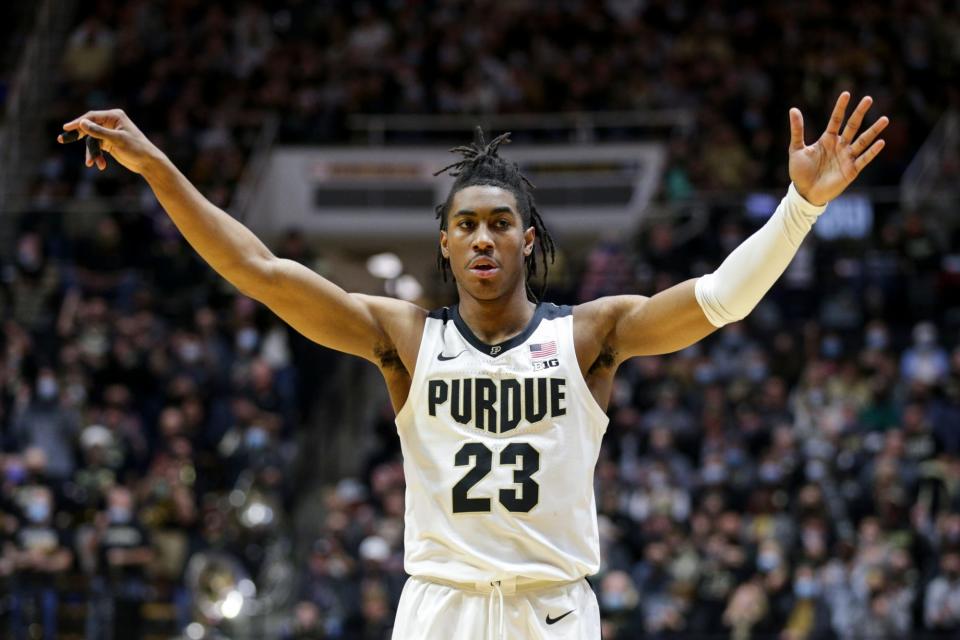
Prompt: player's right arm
<box><xmin>59</xmin><ymin>110</ymin><xmax>424</xmax><ymax>364</ymax></box>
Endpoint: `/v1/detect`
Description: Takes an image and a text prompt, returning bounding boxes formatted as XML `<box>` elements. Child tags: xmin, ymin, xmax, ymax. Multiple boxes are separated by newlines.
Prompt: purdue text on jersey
<box><xmin>427</xmin><ymin>376</ymin><xmax>566</xmax><ymax>434</ymax></box>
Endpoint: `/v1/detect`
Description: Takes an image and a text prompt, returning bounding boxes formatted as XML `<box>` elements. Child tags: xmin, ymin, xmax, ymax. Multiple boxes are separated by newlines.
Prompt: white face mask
<box><xmin>109</xmin><ymin>506</ymin><xmax>132</xmax><ymax>523</ymax></box>
<box><xmin>178</xmin><ymin>340</ymin><xmax>203</xmax><ymax>363</ymax></box>
<box><xmin>37</xmin><ymin>377</ymin><xmax>59</xmax><ymax>400</ymax></box>
<box><xmin>237</xmin><ymin>328</ymin><xmax>259</xmax><ymax>352</ymax></box>
<box><xmin>27</xmin><ymin>500</ymin><xmax>50</xmax><ymax>523</ymax></box>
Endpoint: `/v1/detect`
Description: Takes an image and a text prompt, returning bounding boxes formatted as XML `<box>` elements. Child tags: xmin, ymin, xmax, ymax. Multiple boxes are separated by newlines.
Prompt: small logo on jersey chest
<box><xmin>489</xmin><ymin>345</ymin><xmax>502</xmax><ymax>355</ymax></box>
<box><xmin>529</xmin><ymin>341</ymin><xmax>559</xmax><ymax>370</ymax></box>
<box><xmin>532</xmin><ymin>358</ymin><xmax>559</xmax><ymax>371</ymax></box>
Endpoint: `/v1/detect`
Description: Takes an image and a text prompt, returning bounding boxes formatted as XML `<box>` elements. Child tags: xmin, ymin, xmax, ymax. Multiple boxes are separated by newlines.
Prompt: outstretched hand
<box><xmin>57</xmin><ymin>109</ymin><xmax>161</xmax><ymax>175</ymax></box>
<box><xmin>788</xmin><ymin>92</ymin><xmax>889</xmax><ymax>206</ymax></box>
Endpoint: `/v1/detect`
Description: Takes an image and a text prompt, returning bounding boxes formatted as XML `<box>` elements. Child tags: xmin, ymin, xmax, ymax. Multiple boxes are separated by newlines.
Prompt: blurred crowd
<box><xmin>35</xmin><ymin>0</ymin><xmax>957</xmax><ymax>211</ymax></box>
<box><xmin>0</xmin><ymin>220</ymin><xmax>332</xmax><ymax>638</ymax></box>
<box><xmin>2</xmin><ymin>0</ymin><xmax>959</xmax><ymax>639</ymax></box>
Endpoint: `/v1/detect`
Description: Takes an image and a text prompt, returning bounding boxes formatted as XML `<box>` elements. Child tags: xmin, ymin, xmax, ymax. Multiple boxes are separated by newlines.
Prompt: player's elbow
<box><xmin>694</xmin><ymin>274</ymin><xmax>750</xmax><ymax>328</ymax></box>
<box><xmin>227</xmin><ymin>254</ymin><xmax>278</xmax><ymax>300</ymax></box>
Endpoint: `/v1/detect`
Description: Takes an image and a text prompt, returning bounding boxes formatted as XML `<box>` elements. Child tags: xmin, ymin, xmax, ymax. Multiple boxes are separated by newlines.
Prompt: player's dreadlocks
<box><xmin>433</xmin><ymin>128</ymin><xmax>556</xmax><ymax>302</ymax></box>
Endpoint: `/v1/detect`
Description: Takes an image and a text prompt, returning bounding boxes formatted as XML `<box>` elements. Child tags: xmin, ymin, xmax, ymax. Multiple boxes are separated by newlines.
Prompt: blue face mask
<box><xmin>866</xmin><ymin>329</ymin><xmax>888</xmax><ymax>350</ymax></box>
<box><xmin>694</xmin><ymin>363</ymin><xmax>717</xmax><ymax>384</ymax></box>
<box><xmin>245</xmin><ymin>426</ymin><xmax>268</xmax><ymax>450</ymax></box>
<box><xmin>37</xmin><ymin>377</ymin><xmax>58</xmax><ymax>401</ymax></box>
<box><xmin>821</xmin><ymin>336</ymin><xmax>843</xmax><ymax>359</ymax></box>
<box><xmin>26</xmin><ymin>501</ymin><xmax>50</xmax><ymax>523</ymax></box>
<box><xmin>236</xmin><ymin>328</ymin><xmax>259</xmax><ymax>352</ymax></box>
<box><xmin>757</xmin><ymin>552</ymin><xmax>781</xmax><ymax>572</ymax></box>
<box><xmin>702</xmin><ymin>464</ymin><xmax>727</xmax><ymax>484</ymax></box>
<box><xmin>109</xmin><ymin>506</ymin><xmax>132</xmax><ymax>523</ymax></box>
<box><xmin>794</xmin><ymin>578</ymin><xmax>819</xmax><ymax>599</ymax></box>
<box><xmin>602</xmin><ymin>591</ymin><xmax>628</xmax><ymax>612</ymax></box>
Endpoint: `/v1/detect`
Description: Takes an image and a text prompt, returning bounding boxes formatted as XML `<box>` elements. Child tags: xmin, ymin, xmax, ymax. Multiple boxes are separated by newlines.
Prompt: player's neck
<box><xmin>456</xmin><ymin>285</ymin><xmax>537</xmax><ymax>345</ymax></box>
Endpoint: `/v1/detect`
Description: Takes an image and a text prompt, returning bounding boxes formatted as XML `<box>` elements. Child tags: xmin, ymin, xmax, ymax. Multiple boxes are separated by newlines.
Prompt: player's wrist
<box><xmin>788</xmin><ymin>182</ymin><xmax>829</xmax><ymax>211</ymax></box>
<box><xmin>139</xmin><ymin>147</ymin><xmax>173</xmax><ymax>179</ymax></box>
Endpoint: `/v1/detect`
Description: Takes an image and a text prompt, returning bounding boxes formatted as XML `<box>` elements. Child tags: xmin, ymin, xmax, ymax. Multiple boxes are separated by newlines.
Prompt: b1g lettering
<box><xmin>427</xmin><ymin>377</ymin><xmax>566</xmax><ymax>434</ymax></box>
<box><xmin>532</xmin><ymin>358</ymin><xmax>559</xmax><ymax>371</ymax></box>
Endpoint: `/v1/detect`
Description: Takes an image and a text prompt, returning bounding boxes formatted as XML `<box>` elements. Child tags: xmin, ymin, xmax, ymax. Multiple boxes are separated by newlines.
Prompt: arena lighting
<box><xmin>240</xmin><ymin>501</ymin><xmax>274</xmax><ymax>528</ymax></box>
<box><xmin>394</xmin><ymin>274</ymin><xmax>423</xmax><ymax>301</ymax></box>
<box><xmin>219</xmin><ymin>590</ymin><xmax>244</xmax><ymax>619</ymax></box>
<box><xmin>366</xmin><ymin>252</ymin><xmax>403</xmax><ymax>279</ymax></box>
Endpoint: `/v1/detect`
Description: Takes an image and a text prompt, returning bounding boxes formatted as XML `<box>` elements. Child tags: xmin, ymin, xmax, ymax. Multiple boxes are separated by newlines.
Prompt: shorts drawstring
<box><xmin>488</xmin><ymin>580</ymin><xmax>505</xmax><ymax>640</ymax></box>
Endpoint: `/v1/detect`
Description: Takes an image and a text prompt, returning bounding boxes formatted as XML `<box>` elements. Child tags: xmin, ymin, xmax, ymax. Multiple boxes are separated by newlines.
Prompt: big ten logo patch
<box><xmin>532</xmin><ymin>358</ymin><xmax>559</xmax><ymax>371</ymax></box>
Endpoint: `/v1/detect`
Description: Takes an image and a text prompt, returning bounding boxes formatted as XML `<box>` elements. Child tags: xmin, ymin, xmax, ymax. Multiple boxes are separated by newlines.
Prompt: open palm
<box><xmin>789</xmin><ymin>92</ymin><xmax>889</xmax><ymax>206</ymax></box>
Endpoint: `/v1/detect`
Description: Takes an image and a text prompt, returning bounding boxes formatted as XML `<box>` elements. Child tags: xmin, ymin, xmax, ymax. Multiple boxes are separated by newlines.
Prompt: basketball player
<box><xmin>59</xmin><ymin>92</ymin><xmax>887</xmax><ymax>639</ymax></box>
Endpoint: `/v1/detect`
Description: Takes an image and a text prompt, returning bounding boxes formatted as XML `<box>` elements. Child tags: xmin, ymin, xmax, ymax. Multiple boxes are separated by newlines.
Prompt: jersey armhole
<box><xmin>561</xmin><ymin>314</ymin><xmax>610</xmax><ymax>436</ymax></box>
<box><xmin>393</xmin><ymin>311</ymin><xmax>443</xmax><ymax>428</ymax></box>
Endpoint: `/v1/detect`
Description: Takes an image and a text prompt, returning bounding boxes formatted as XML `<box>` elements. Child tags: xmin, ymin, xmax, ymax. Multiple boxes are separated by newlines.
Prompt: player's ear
<box><xmin>440</xmin><ymin>230</ymin><xmax>449</xmax><ymax>259</ymax></box>
<box><xmin>523</xmin><ymin>226</ymin><xmax>535</xmax><ymax>257</ymax></box>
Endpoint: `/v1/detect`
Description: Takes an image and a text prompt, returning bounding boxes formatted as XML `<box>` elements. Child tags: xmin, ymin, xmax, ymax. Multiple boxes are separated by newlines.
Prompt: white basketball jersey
<box><xmin>395</xmin><ymin>302</ymin><xmax>609</xmax><ymax>583</ymax></box>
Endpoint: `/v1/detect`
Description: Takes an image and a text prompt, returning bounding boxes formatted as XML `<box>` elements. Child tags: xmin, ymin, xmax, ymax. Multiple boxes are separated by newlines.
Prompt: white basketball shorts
<box><xmin>391</xmin><ymin>575</ymin><xmax>601</xmax><ymax>639</ymax></box>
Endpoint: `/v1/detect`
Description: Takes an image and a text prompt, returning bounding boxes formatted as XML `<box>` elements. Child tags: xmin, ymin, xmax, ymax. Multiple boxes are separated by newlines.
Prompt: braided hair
<box><xmin>433</xmin><ymin>128</ymin><xmax>556</xmax><ymax>302</ymax></box>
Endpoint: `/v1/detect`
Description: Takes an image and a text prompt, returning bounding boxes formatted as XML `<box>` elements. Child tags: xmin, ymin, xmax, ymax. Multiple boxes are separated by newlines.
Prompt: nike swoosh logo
<box><xmin>437</xmin><ymin>350</ymin><xmax>467</xmax><ymax>361</ymax></box>
<box><xmin>545</xmin><ymin>610</ymin><xmax>574</xmax><ymax>625</ymax></box>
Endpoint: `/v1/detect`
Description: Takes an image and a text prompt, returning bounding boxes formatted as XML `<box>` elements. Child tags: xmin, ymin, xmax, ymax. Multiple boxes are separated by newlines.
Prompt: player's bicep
<box><xmin>254</xmin><ymin>257</ymin><xmax>388</xmax><ymax>360</ymax></box>
<box><xmin>611</xmin><ymin>279</ymin><xmax>718</xmax><ymax>358</ymax></box>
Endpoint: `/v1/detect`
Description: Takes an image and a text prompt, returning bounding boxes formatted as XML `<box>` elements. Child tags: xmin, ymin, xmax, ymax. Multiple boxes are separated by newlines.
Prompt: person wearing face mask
<box><xmin>11</xmin><ymin>368</ymin><xmax>81</xmax><ymax>484</ymax></box>
<box><xmin>5</xmin><ymin>232</ymin><xmax>62</xmax><ymax>343</ymax></box>
<box><xmin>6</xmin><ymin>485</ymin><xmax>73</xmax><ymax>640</ymax></box>
<box><xmin>924</xmin><ymin>551</ymin><xmax>960</xmax><ymax>636</ymax></box>
<box><xmin>781</xmin><ymin>564</ymin><xmax>833</xmax><ymax>640</ymax></box>
<box><xmin>89</xmin><ymin>485</ymin><xmax>154</xmax><ymax>640</ymax></box>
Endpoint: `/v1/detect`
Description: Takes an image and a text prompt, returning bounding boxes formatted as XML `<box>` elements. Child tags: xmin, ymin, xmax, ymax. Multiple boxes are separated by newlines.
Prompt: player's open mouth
<box><xmin>470</xmin><ymin>264</ymin><xmax>499</xmax><ymax>278</ymax></box>
<box><xmin>468</xmin><ymin>257</ymin><xmax>500</xmax><ymax>278</ymax></box>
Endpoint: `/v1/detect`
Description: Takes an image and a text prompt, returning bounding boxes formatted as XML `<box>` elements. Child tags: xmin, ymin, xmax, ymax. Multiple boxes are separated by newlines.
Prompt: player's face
<box><xmin>440</xmin><ymin>185</ymin><xmax>535</xmax><ymax>301</ymax></box>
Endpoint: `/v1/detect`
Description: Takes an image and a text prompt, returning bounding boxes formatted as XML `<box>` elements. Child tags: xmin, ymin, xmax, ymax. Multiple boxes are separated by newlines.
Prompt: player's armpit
<box><xmin>252</xmin><ymin>257</ymin><xmax>426</xmax><ymax>368</ymax></box>
<box><xmin>592</xmin><ymin>280</ymin><xmax>718</xmax><ymax>361</ymax></box>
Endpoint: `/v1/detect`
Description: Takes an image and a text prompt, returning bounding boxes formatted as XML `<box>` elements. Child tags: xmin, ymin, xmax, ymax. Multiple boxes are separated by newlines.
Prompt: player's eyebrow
<box><xmin>452</xmin><ymin>206</ymin><xmax>516</xmax><ymax>218</ymax></box>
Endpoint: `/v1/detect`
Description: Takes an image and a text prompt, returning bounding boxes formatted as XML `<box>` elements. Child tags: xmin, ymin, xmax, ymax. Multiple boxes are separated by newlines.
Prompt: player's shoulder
<box><xmin>572</xmin><ymin>295</ymin><xmax>650</xmax><ymax>330</ymax></box>
<box><xmin>353</xmin><ymin>294</ymin><xmax>428</xmax><ymax>353</ymax></box>
<box><xmin>353</xmin><ymin>293</ymin><xmax>428</xmax><ymax>323</ymax></box>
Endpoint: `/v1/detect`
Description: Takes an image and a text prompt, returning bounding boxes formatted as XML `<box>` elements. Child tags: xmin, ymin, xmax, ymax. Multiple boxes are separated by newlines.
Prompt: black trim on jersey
<box><xmin>426</xmin><ymin>303</ymin><xmax>572</xmax><ymax>358</ymax></box>
<box><xmin>427</xmin><ymin>302</ymin><xmax>571</xmax><ymax>358</ymax></box>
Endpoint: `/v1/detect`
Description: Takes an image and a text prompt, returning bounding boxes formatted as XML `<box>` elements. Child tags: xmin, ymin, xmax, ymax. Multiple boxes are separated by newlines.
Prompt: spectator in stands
<box><xmin>62</xmin><ymin>16</ymin><xmax>115</xmax><ymax>84</ymax></box>
<box><xmin>925</xmin><ymin>550</ymin><xmax>960</xmax><ymax>636</ymax></box>
<box><xmin>4</xmin><ymin>484</ymin><xmax>72</xmax><ymax>640</ymax></box>
<box><xmin>901</xmin><ymin>322</ymin><xmax>950</xmax><ymax>386</ymax></box>
<box><xmin>89</xmin><ymin>485</ymin><xmax>153</xmax><ymax>640</ymax></box>
<box><xmin>11</xmin><ymin>367</ymin><xmax>80</xmax><ymax>484</ymax></box>
<box><xmin>2</xmin><ymin>232</ymin><xmax>63</xmax><ymax>348</ymax></box>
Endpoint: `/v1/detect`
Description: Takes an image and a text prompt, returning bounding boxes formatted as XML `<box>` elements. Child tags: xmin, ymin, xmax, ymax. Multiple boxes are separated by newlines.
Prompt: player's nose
<box><xmin>472</xmin><ymin>223</ymin><xmax>494</xmax><ymax>250</ymax></box>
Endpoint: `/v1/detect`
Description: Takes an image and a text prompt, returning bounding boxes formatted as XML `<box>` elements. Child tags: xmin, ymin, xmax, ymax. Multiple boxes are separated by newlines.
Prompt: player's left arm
<box><xmin>586</xmin><ymin>92</ymin><xmax>889</xmax><ymax>362</ymax></box>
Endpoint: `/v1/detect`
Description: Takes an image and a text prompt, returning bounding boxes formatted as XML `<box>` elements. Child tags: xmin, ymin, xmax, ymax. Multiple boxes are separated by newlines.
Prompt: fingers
<box><xmin>62</xmin><ymin>110</ymin><xmax>117</xmax><ymax>131</ymax></box>
<box><xmin>59</xmin><ymin>109</ymin><xmax>123</xmax><ymax>146</ymax></box>
<box><xmin>86</xmin><ymin>137</ymin><xmax>106</xmax><ymax>171</ymax></box>
<box><xmin>78</xmin><ymin>118</ymin><xmax>121</xmax><ymax>141</ymax></box>
<box><xmin>841</xmin><ymin>96</ymin><xmax>873</xmax><ymax>144</ymax></box>
<box><xmin>825</xmin><ymin>91</ymin><xmax>850</xmax><ymax>136</ymax></box>
<box><xmin>854</xmin><ymin>139</ymin><xmax>885</xmax><ymax>173</ymax></box>
<box><xmin>851</xmin><ymin>115</ymin><xmax>890</xmax><ymax>156</ymax></box>
<box><xmin>789</xmin><ymin>108</ymin><xmax>805</xmax><ymax>151</ymax></box>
